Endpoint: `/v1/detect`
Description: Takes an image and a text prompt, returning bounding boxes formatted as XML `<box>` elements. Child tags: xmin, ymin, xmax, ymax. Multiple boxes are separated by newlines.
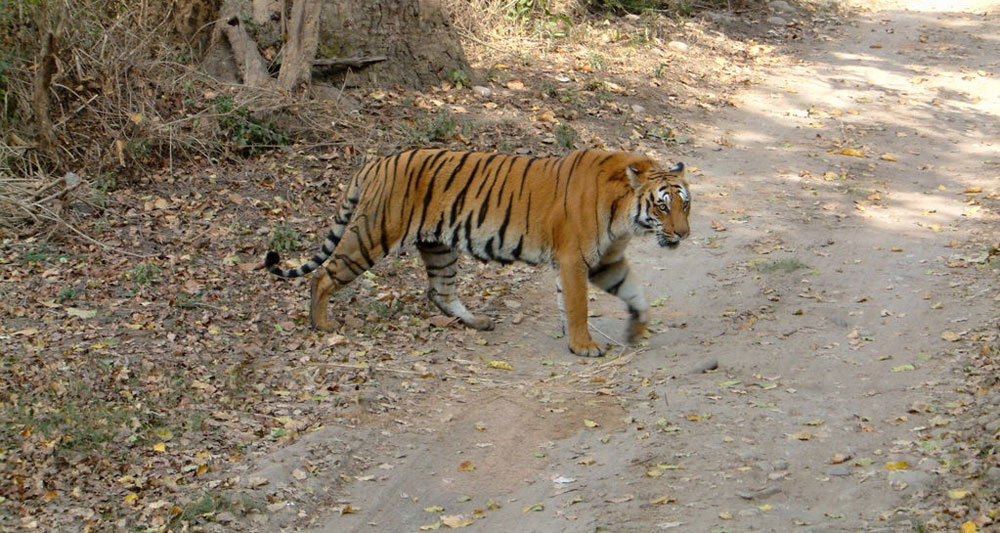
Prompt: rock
<box><xmin>472</xmin><ymin>85</ymin><xmax>493</xmax><ymax>98</ymax></box>
<box><xmin>667</xmin><ymin>41</ymin><xmax>689</xmax><ymax>52</ymax></box>
<box><xmin>768</xmin><ymin>16</ymin><xmax>788</xmax><ymax>26</ymax></box>
<box><xmin>888</xmin><ymin>470</ymin><xmax>934</xmax><ymax>491</ymax></box>
<box><xmin>769</xmin><ymin>0</ymin><xmax>794</xmax><ymax>13</ymax></box>
<box><xmin>737</xmin><ymin>449</ymin><xmax>761</xmax><ymax>461</ymax></box>
<box><xmin>985</xmin><ymin>466</ymin><xmax>1000</xmax><ymax>482</ymax></box>
<box><xmin>772</xmin><ymin>460</ymin><xmax>789</xmax><ymax>471</ymax></box>
<box><xmin>631</xmin><ymin>104</ymin><xmax>646</xmax><ymax>114</ymax></box>
<box><xmin>690</xmin><ymin>358</ymin><xmax>719</xmax><ymax>373</ymax></box>
<box><xmin>984</xmin><ymin>418</ymin><xmax>1000</xmax><ymax>434</ymax></box>
<box><xmin>216</xmin><ymin>512</ymin><xmax>237</xmax><ymax>524</ymax></box>
<box><xmin>738</xmin><ymin>508</ymin><xmax>761</xmax><ymax>518</ymax></box>
<box><xmin>826</xmin><ymin>465</ymin><xmax>851</xmax><ymax>476</ymax></box>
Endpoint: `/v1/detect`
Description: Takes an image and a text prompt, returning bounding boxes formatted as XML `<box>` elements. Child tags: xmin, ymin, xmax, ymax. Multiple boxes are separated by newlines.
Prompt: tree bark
<box><xmin>210</xmin><ymin>0</ymin><xmax>467</xmax><ymax>90</ymax></box>
<box><xmin>277</xmin><ymin>0</ymin><xmax>323</xmax><ymax>91</ymax></box>
<box><xmin>32</xmin><ymin>31</ymin><xmax>59</xmax><ymax>159</ymax></box>
<box><xmin>317</xmin><ymin>0</ymin><xmax>469</xmax><ymax>88</ymax></box>
<box><xmin>220</xmin><ymin>14</ymin><xmax>274</xmax><ymax>87</ymax></box>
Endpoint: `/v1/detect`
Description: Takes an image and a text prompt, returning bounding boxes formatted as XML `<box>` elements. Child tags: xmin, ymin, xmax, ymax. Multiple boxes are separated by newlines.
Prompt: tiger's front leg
<box><xmin>557</xmin><ymin>257</ymin><xmax>603</xmax><ymax>357</ymax></box>
<box><xmin>589</xmin><ymin>257</ymin><xmax>649</xmax><ymax>344</ymax></box>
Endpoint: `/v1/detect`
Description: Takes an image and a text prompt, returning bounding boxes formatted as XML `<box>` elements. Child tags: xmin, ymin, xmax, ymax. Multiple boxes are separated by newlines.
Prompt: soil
<box><xmin>2</xmin><ymin>0</ymin><xmax>998</xmax><ymax>531</ymax></box>
<box><xmin>285</xmin><ymin>2</ymin><xmax>1000</xmax><ymax>531</ymax></box>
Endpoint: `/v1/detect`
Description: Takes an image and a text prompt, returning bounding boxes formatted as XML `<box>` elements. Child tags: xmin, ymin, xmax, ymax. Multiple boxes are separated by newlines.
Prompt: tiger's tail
<box><xmin>263</xmin><ymin>170</ymin><xmax>364</xmax><ymax>278</ymax></box>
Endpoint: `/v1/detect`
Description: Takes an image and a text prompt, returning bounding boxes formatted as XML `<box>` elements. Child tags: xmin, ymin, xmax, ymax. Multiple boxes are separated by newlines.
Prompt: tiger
<box><xmin>263</xmin><ymin>148</ymin><xmax>690</xmax><ymax>356</ymax></box>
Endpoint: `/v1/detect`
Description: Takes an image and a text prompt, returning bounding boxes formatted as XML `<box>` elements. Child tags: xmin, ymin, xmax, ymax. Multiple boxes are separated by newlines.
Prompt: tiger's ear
<box><xmin>623</xmin><ymin>154</ymin><xmax>654</xmax><ymax>189</ymax></box>
<box><xmin>626</xmin><ymin>165</ymin><xmax>642</xmax><ymax>189</ymax></box>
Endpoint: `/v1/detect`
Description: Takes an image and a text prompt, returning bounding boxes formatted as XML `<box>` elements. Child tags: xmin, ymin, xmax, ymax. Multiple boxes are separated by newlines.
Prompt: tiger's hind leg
<box><xmin>418</xmin><ymin>243</ymin><xmax>494</xmax><ymax>331</ymax></box>
<box><xmin>589</xmin><ymin>251</ymin><xmax>648</xmax><ymax>344</ymax></box>
<box><xmin>310</xmin><ymin>226</ymin><xmax>389</xmax><ymax>332</ymax></box>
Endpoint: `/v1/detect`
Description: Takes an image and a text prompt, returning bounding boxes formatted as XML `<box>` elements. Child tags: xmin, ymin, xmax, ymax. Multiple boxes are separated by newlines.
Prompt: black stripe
<box><xmin>518</xmin><ymin>158</ymin><xmax>535</xmax><ymax>198</ymax></box>
<box><xmin>589</xmin><ymin>261</ymin><xmax>617</xmax><ymax>278</ymax></box>
<box><xmin>474</xmin><ymin>154</ymin><xmax>502</xmax><ymax>198</ymax></box>
<box><xmin>449</xmin><ymin>159</ymin><xmax>482</xmax><ymax>226</ymax></box>
<box><xmin>523</xmin><ymin>194</ymin><xmax>531</xmax><ymax>236</ymax></box>
<box><xmin>562</xmin><ymin>152</ymin><xmax>580</xmax><ymax>215</ymax></box>
<box><xmin>417</xmin><ymin>155</ymin><xmax>440</xmax><ymax>234</ymax></box>
<box><xmin>494</xmin><ymin>157</ymin><xmax>514</xmax><ymax>208</ymax></box>
<box><xmin>443</xmin><ymin>152</ymin><xmax>473</xmax><ymax>191</ymax></box>
<box><xmin>476</xmin><ymin>195</ymin><xmax>491</xmax><ymax>227</ymax></box>
<box><xmin>335</xmin><ymin>253</ymin><xmax>366</xmax><ymax>275</ymax></box>
<box><xmin>433</xmin><ymin>217</ymin><xmax>444</xmax><ymax>242</ymax></box>
<box><xmin>350</xmin><ymin>225</ymin><xmax>375</xmax><ymax>267</ymax></box>
<box><xmin>496</xmin><ymin>200</ymin><xmax>513</xmax><ymax>250</ymax></box>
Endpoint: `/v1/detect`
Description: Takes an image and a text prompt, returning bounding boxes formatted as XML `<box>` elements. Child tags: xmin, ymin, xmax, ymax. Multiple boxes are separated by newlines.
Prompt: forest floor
<box><xmin>2</xmin><ymin>0</ymin><xmax>999</xmax><ymax>531</ymax></box>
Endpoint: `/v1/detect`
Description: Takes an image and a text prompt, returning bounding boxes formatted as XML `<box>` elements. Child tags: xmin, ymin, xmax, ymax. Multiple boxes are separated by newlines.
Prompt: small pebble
<box><xmin>667</xmin><ymin>41</ymin><xmax>689</xmax><ymax>52</ymax></box>
<box><xmin>472</xmin><ymin>85</ymin><xmax>493</xmax><ymax>98</ymax></box>
<box><xmin>690</xmin><ymin>358</ymin><xmax>719</xmax><ymax>374</ymax></box>
<box><xmin>826</xmin><ymin>465</ymin><xmax>851</xmax><ymax>476</ymax></box>
<box><xmin>769</xmin><ymin>0</ymin><xmax>794</xmax><ymax>13</ymax></box>
<box><xmin>768</xmin><ymin>16</ymin><xmax>788</xmax><ymax>26</ymax></box>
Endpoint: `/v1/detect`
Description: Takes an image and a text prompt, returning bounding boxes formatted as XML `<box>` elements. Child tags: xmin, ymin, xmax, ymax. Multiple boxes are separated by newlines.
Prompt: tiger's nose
<box><xmin>676</xmin><ymin>226</ymin><xmax>690</xmax><ymax>239</ymax></box>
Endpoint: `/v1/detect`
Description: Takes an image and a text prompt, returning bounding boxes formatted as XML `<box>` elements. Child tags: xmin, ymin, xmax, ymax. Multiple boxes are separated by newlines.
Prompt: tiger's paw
<box><xmin>626</xmin><ymin>319</ymin><xmax>649</xmax><ymax>344</ymax></box>
<box><xmin>309</xmin><ymin>312</ymin><xmax>338</xmax><ymax>333</ymax></box>
<box><xmin>462</xmin><ymin>316</ymin><xmax>494</xmax><ymax>331</ymax></box>
<box><xmin>570</xmin><ymin>339</ymin><xmax>604</xmax><ymax>358</ymax></box>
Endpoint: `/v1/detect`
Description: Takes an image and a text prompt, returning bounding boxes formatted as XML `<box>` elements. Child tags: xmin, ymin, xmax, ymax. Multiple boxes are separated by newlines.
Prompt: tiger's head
<box><xmin>626</xmin><ymin>160</ymin><xmax>690</xmax><ymax>248</ymax></box>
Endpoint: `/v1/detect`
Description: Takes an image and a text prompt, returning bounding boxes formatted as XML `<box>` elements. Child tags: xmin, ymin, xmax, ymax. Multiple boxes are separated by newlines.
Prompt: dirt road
<box><xmin>248</xmin><ymin>2</ymin><xmax>999</xmax><ymax>531</ymax></box>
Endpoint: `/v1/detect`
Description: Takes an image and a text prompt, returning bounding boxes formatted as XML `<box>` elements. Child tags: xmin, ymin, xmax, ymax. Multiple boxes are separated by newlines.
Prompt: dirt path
<box><xmin>247</xmin><ymin>3</ymin><xmax>999</xmax><ymax>531</ymax></box>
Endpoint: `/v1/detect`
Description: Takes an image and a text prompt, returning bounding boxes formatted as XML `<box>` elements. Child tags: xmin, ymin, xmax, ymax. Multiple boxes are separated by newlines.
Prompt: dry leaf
<box><xmin>66</xmin><ymin>307</ymin><xmax>97</xmax><ymax>319</ymax></box>
<box><xmin>440</xmin><ymin>515</ymin><xmax>474</xmax><ymax>528</ymax></box>
<box><xmin>487</xmin><ymin>360</ymin><xmax>513</xmax><ymax>370</ymax></box>
<box><xmin>457</xmin><ymin>461</ymin><xmax>475</xmax><ymax>472</ymax></box>
<box><xmin>834</xmin><ymin>147</ymin><xmax>866</xmax><ymax>158</ymax></box>
<box><xmin>880</xmin><ymin>153</ymin><xmax>897</xmax><ymax>162</ymax></box>
<box><xmin>941</xmin><ymin>330</ymin><xmax>960</xmax><ymax>342</ymax></box>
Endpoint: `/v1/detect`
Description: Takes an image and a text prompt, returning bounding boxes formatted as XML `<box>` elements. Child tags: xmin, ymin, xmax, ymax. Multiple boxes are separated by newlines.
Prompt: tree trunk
<box><xmin>276</xmin><ymin>0</ymin><xmax>322</xmax><ymax>91</ymax></box>
<box><xmin>209</xmin><ymin>0</ymin><xmax>468</xmax><ymax>91</ymax></box>
<box><xmin>317</xmin><ymin>0</ymin><xmax>468</xmax><ymax>88</ymax></box>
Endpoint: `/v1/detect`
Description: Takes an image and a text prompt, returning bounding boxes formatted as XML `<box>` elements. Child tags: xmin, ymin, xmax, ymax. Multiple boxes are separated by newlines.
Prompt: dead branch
<box><xmin>220</xmin><ymin>16</ymin><xmax>273</xmax><ymax>87</ymax></box>
<box><xmin>34</xmin><ymin>172</ymin><xmax>82</xmax><ymax>205</ymax></box>
<box><xmin>32</xmin><ymin>30</ymin><xmax>59</xmax><ymax>160</ymax></box>
<box><xmin>312</xmin><ymin>56</ymin><xmax>388</xmax><ymax>70</ymax></box>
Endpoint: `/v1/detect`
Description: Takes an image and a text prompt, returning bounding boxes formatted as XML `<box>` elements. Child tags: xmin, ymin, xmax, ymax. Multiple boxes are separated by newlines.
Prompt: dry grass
<box><xmin>0</xmin><ymin>1</ymin><xmax>338</xmax><ymax>236</ymax></box>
